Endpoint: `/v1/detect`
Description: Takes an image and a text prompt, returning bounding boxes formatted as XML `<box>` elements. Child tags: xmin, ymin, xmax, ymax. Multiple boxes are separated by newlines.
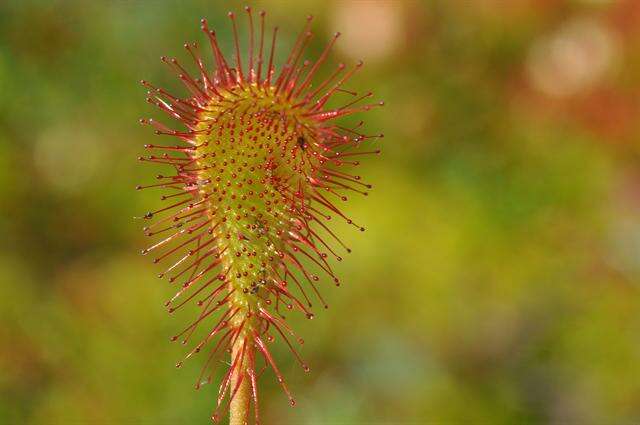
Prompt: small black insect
<box><xmin>297</xmin><ymin>135</ymin><xmax>306</xmax><ymax>150</ymax></box>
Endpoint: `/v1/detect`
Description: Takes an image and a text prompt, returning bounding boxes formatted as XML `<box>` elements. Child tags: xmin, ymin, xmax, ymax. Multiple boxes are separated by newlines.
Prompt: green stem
<box><xmin>229</xmin><ymin>337</ymin><xmax>251</xmax><ymax>425</ymax></box>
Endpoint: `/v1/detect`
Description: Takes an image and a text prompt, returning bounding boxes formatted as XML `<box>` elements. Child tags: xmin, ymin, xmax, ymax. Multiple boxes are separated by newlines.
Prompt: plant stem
<box><xmin>229</xmin><ymin>337</ymin><xmax>251</xmax><ymax>425</ymax></box>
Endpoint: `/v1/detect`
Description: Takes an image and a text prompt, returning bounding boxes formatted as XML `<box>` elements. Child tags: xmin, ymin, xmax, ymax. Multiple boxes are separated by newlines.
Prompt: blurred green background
<box><xmin>2</xmin><ymin>0</ymin><xmax>640</xmax><ymax>423</ymax></box>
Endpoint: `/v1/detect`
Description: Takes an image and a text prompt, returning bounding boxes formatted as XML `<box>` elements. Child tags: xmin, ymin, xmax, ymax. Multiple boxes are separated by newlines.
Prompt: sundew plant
<box><xmin>137</xmin><ymin>7</ymin><xmax>383</xmax><ymax>424</ymax></box>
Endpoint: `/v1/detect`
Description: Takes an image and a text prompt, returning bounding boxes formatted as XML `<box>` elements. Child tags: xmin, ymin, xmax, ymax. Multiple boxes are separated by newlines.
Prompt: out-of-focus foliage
<box><xmin>1</xmin><ymin>0</ymin><xmax>640</xmax><ymax>423</ymax></box>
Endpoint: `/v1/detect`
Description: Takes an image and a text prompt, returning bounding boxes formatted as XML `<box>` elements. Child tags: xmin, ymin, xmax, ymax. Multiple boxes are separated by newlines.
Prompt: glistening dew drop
<box><xmin>137</xmin><ymin>7</ymin><xmax>383</xmax><ymax>424</ymax></box>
